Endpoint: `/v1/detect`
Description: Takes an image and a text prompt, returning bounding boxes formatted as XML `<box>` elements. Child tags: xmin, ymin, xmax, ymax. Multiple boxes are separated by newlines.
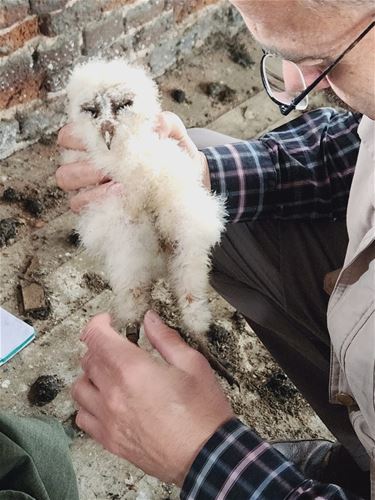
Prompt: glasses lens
<box><xmin>263</xmin><ymin>55</ymin><xmax>308</xmax><ymax>110</ymax></box>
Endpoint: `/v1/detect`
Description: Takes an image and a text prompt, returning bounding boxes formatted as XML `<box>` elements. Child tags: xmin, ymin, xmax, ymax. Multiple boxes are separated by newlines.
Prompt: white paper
<box><xmin>0</xmin><ymin>307</ymin><xmax>35</xmax><ymax>365</ymax></box>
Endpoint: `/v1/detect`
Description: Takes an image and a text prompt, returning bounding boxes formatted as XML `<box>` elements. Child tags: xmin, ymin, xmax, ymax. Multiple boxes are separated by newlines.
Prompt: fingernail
<box><xmin>145</xmin><ymin>310</ymin><xmax>162</xmax><ymax>325</ymax></box>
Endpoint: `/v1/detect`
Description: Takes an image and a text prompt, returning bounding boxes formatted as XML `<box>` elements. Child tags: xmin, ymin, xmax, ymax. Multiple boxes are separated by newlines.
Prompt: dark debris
<box><xmin>67</xmin><ymin>229</ymin><xmax>81</xmax><ymax>247</ymax></box>
<box><xmin>203</xmin><ymin>82</ymin><xmax>236</xmax><ymax>103</ymax></box>
<box><xmin>171</xmin><ymin>88</ymin><xmax>186</xmax><ymax>103</ymax></box>
<box><xmin>28</xmin><ymin>374</ymin><xmax>64</xmax><ymax>406</ymax></box>
<box><xmin>264</xmin><ymin>371</ymin><xmax>299</xmax><ymax>403</ymax></box>
<box><xmin>228</xmin><ymin>42</ymin><xmax>255</xmax><ymax>68</ymax></box>
<box><xmin>82</xmin><ymin>272</ymin><xmax>110</xmax><ymax>293</ymax></box>
<box><xmin>23</xmin><ymin>197</ymin><xmax>43</xmax><ymax>216</ymax></box>
<box><xmin>0</xmin><ymin>218</ymin><xmax>21</xmax><ymax>246</ymax></box>
<box><xmin>2</xmin><ymin>187</ymin><xmax>21</xmax><ymax>202</ymax></box>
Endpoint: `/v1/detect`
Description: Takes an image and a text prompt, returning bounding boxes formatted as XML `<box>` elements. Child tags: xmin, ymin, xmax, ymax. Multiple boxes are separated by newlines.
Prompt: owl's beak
<box><xmin>100</xmin><ymin>121</ymin><xmax>115</xmax><ymax>150</ymax></box>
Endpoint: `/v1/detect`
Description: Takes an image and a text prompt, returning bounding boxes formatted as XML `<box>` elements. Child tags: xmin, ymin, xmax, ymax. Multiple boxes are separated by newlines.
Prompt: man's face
<box><xmin>231</xmin><ymin>0</ymin><xmax>375</xmax><ymax>117</ymax></box>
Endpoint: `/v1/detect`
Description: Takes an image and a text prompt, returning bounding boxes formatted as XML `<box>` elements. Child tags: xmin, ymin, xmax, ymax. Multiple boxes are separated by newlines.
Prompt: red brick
<box><xmin>0</xmin><ymin>0</ymin><xmax>29</xmax><ymax>29</ymax></box>
<box><xmin>0</xmin><ymin>52</ymin><xmax>45</xmax><ymax>109</ymax></box>
<box><xmin>173</xmin><ymin>0</ymin><xmax>217</xmax><ymax>23</ymax></box>
<box><xmin>35</xmin><ymin>33</ymin><xmax>81</xmax><ymax>92</ymax></box>
<box><xmin>0</xmin><ymin>16</ymin><xmax>39</xmax><ymax>57</ymax></box>
<box><xmin>39</xmin><ymin>0</ymin><xmax>101</xmax><ymax>36</ymax></box>
<box><xmin>83</xmin><ymin>10</ymin><xmax>124</xmax><ymax>55</ymax></box>
<box><xmin>133</xmin><ymin>10</ymin><xmax>173</xmax><ymax>50</ymax></box>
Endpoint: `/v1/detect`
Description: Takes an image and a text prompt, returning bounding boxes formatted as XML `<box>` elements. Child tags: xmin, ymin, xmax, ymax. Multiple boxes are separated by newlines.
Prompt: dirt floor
<box><xmin>1</xmin><ymin>31</ymin><xmax>334</xmax><ymax>499</ymax></box>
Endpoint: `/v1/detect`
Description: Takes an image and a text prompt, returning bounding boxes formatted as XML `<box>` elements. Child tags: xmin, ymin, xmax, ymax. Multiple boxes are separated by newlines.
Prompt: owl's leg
<box><xmin>168</xmin><ymin>245</ymin><xmax>212</xmax><ymax>335</ymax></box>
<box><xmin>155</xmin><ymin>184</ymin><xmax>224</xmax><ymax>334</ymax></box>
<box><xmin>113</xmin><ymin>282</ymin><xmax>152</xmax><ymax>322</ymax></box>
<box><xmin>104</xmin><ymin>220</ymin><xmax>163</xmax><ymax>330</ymax></box>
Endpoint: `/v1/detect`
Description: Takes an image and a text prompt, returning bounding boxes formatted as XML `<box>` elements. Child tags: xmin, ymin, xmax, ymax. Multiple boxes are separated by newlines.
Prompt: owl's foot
<box><xmin>126</xmin><ymin>322</ymin><xmax>140</xmax><ymax>344</ymax></box>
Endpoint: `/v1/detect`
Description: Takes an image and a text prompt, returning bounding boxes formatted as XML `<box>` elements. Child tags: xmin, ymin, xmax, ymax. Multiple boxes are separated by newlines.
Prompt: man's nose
<box><xmin>300</xmin><ymin>67</ymin><xmax>331</xmax><ymax>90</ymax></box>
<box><xmin>100</xmin><ymin>121</ymin><xmax>115</xmax><ymax>150</ymax></box>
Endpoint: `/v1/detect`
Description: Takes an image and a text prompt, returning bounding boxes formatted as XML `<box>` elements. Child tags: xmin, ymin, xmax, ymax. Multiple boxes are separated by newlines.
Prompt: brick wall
<box><xmin>0</xmin><ymin>0</ymin><xmax>244</xmax><ymax>159</ymax></box>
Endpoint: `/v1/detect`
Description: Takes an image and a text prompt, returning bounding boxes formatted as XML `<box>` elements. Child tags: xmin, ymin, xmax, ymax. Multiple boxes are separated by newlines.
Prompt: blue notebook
<box><xmin>0</xmin><ymin>307</ymin><xmax>36</xmax><ymax>366</ymax></box>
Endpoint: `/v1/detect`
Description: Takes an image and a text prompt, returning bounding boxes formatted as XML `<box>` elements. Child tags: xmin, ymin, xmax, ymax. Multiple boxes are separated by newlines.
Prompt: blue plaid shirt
<box><xmin>181</xmin><ymin>110</ymin><xmax>363</xmax><ymax>499</ymax></box>
<box><xmin>181</xmin><ymin>419</ymin><xmax>361</xmax><ymax>499</ymax></box>
<box><xmin>202</xmin><ymin>108</ymin><xmax>361</xmax><ymax>223</ymax></box>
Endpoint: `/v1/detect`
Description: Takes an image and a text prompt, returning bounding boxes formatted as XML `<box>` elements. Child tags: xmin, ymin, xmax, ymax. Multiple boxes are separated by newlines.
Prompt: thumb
<box><xmin>154</xmin><ymin>112</ymin><xmax>197</xmax><ymax>158</ymax></box>
<box><xmin>144</xmin><ymin>310</ymin><xmax>197</xmax><ymax>371</ymax></box>
<box><xmin>81</xmin><ymin>313</ymin><xmax>123</xmax><ymax>353</ymax></box>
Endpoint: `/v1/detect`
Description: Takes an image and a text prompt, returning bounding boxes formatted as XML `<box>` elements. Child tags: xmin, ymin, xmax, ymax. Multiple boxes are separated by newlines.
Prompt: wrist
<box><xmin>176</xmin><ymin>414</ymin><xmax>235</xmax><ymax>487</ymax></box>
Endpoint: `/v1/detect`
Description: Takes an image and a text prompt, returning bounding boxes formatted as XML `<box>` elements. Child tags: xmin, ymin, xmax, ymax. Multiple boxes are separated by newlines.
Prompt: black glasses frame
<box><xmin>260</xmin><ymin>21</ymin><xmax>375</xmax><ymax>116</ymax></box>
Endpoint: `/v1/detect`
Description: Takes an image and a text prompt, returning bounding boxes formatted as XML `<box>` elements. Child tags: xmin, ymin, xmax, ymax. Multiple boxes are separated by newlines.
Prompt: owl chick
<box><xmin>64</xmin><ymin>59</ymin><xmax>226</xmax><ymax>335</ymax></box>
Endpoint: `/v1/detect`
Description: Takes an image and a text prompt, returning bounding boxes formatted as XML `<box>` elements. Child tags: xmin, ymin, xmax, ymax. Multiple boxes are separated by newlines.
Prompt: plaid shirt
<box><xmin>202</xmin><ymin>108</ymin><xmax>361</xmax><ymax>223</ymax></box>
<box><xmin>181</xmin><ymin>419</ymin><xmax>361</xmax><ymax>499</ymax></box>
<box><xmin>181</xmin><ymin>110</ymin><xmax>364</xmax><ymax>499</ymax></box>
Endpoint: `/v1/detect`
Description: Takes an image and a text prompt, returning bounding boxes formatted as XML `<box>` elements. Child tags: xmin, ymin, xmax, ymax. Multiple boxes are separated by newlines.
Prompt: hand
<box><xmin>56</xmin><ymin>123</ymin><xmax>122</xmax><ymax>213</ymax></box>
<box><xmin>56</xmin><ymin>113</ymin><xmax>210</xmax><ymax>213</ymax></box>
<box><xmin>72</xmin><ymin>311</ymin><xmax>234</xmax><ymax>486</ymax></box>
<box><xmin>155</xmin><ymin>112</ymin><xmax>211</xmax><ymax>191</ymax></box>
<box><xmin>323</xmin><ymin>268</ymin><xmax>342</xmax><ymax>295</ymax></box>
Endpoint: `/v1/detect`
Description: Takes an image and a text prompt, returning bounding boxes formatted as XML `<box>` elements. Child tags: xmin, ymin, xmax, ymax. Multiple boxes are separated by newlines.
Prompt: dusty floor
<box><xmin>1</xmin><ymin>31</ymin><xmax>334</xmax><ymax>499</ymax></box>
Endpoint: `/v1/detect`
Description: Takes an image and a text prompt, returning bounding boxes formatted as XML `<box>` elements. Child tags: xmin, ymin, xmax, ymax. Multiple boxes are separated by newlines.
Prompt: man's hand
<box><xmin>56</xmin><ymin>124</ymin><xmax>123</xmax><ymax>213</ymax></box>
<box><xmin>72</xmin><ymin>311</ymin><xmax>234</xmax><ymax>486</ymax></box>
<box><xmin>56</xmin><ymin>113</ymin><xmax>210</xmax><ymax>213</ymax></box>
<box><xmin>155</xmin><ymin>112</ymin><xmax>210</xmax><ymax>191</ymax></box>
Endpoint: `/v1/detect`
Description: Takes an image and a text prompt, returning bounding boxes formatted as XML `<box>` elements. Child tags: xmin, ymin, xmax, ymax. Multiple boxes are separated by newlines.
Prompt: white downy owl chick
<box><xmin>64</xmin><ymin>59</ymin><xmax>226</xmax><ymax>335</ymax></box>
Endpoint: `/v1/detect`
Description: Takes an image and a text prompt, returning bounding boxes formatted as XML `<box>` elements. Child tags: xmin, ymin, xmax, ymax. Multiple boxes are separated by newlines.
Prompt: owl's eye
<box><xmin>113</xmin><ymin>99</ymin><xmax>133</xmax><ymax>113</ymax></box>
<box><xmin>81</xmin><ymin>105</ymin><xmax>99</xmax><ymax>118</ymax></box>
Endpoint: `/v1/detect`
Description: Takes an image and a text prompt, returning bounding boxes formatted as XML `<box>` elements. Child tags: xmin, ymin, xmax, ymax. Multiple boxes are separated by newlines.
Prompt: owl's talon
<box><xmin>126</xmin><ymin>322</ymin><xmax>140</xmax><ymax>344</ymax></box>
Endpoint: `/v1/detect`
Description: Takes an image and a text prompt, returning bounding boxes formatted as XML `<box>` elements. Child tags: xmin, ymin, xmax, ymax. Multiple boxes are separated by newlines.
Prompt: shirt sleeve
<box><xmin>181</xmin><ymin>418</ymin><xmax>361</xmax><ymax>500</ymax></box>
<box><xmin>201</xmin><ymin>108</ymin><xmax>361</xmax><ymax>223</ymax></box>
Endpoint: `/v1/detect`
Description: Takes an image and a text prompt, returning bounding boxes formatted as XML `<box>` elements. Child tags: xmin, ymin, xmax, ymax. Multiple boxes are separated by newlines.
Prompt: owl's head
<box><xmin>66</xmin><ymin>60</ymin><xmax>161</xmax><ymax>151</ymax></box>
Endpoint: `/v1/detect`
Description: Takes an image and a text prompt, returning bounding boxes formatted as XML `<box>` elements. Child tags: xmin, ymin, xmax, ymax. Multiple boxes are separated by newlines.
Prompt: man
<box><xmin>56</xmin><ymin>0</ymin><xmax>374</xmax><ymax>498</ymax></box>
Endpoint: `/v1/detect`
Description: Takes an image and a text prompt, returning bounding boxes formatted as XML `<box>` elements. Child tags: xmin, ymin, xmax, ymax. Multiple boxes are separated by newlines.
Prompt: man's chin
<box><xmin>321</xmin><ymin>89</ymin><xmax>355</xmax><ymax>113</ymax></box>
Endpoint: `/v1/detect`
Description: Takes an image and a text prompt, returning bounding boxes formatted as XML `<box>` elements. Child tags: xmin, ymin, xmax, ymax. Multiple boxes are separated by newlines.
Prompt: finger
<box><xmin>75</xmin><ymin>408</ymin><xmax>101</xmax><ymax>439</ymax></box>
<box><xmin>81</xmin><ymin>313</ymin><xmax>138</xmax><ymax>362</ymax></box>
<box><xmin>57</xmin><ymin>123</ymin><xmax>86</xmax><ymax>150</ymax></box>
<box><xmin>143</xmin><ymin>310</ymin><xmax>201</xmax><ymax>371</ymax></box>
<box><xmin>69</xmin><ymin>182</ymin><xmax>123</xmax><ymax>213</ymax></box>
<box><xmin>154</xmin><ymin>111</ymin><xmax>189</xmax><ymax>144</ymax></box>
<box><xmin>71</xmin><ymin>374</ymin><xmax>101</xmax><ymax>416</ymax></box>
<box><xmin>80</xmin><ymin>350</ymin><xmax>112</xmax><ymax>390</ymax></box>
<box><xmin>56</xmin><ymin>161</ymin><xmax>106</xmax><ymax>192</ymax></box>
<box><xmin>81</xmin><ymin>313</ymin><xmax>116</xmax><ymax>345</ymax></box>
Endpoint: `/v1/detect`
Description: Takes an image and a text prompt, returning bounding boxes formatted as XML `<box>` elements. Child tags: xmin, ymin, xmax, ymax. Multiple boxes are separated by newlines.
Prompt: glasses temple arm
<box><xmin>283</xmin><ymin>21</ymin><xmax>375</xmax><ymax>115</ymax></box>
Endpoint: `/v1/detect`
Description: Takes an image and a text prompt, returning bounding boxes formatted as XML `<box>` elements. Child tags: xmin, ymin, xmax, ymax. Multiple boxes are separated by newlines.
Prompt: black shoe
<box><xmin>271</xmin><ymin>439</ymin><xmax>370</xmax><ymax>499</ymax></box>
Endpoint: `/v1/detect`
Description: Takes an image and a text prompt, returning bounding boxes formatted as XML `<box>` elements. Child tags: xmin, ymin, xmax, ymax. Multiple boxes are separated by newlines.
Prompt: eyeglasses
<box><xmin>260</xmin><ymin>21</ymin><xmax>375</xmax><ymax>116</ymax></box>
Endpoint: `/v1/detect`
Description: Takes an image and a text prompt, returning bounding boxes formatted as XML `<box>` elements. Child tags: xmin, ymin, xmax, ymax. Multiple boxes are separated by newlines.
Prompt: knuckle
<box><xmin>55</xmin><ymin>167</ymin><xmax>67</xmax><ymax>190</ymax></box>
<box><xmin>57</xmin><ymin>126</ymin><xmax>67</xmax><ymax>145</ymax></box>
<box><xmin>75</xmin><ymin>409</ymin><xmax>87</xmax><ymax>430</ymax></box>
<box><xmin>71</xmin><ymin>378</ymin><xmax>82</xmax><ymax>401</ymax></box>
<box><xmin>80</xmin><ymin>351</ymin><xmax>91</xmax><ymax>372</ymax></box>
<box><xmin>106</xmin><ymin>392</ymin><xmax>120</xmax><ymax>414</ymax></box>
<box><xmin>69</xmin><ymin>195</ymin><xmax>81</xmax><ymax>214</ymax></box>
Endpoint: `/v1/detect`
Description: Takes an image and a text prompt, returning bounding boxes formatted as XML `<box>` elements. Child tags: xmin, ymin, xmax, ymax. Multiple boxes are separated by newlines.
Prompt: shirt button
<box><xmin>336</xmin><ymin>392</ymin><xmax>356</xmax><ymax>407</ymax></box>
